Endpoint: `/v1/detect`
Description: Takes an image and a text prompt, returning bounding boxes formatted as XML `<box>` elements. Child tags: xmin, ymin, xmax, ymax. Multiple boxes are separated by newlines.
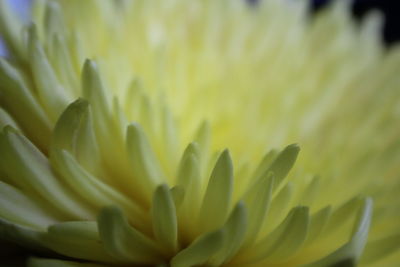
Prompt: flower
<box><xmin>0</xmin><ymin>0</ymin><xmax>400</xmax><ymax>266</ymax></box>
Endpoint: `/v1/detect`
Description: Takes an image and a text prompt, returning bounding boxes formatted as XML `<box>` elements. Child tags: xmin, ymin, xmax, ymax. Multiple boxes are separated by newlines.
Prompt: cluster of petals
<box><xmin>0</xmin><ymin>0</ymin><xmax>400</xmax><ymax>266</ymax></box>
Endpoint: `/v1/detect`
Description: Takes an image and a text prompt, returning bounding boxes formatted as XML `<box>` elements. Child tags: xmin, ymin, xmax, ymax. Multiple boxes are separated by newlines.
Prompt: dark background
<box><xmin>312</xmin><ymin>0</ymin><xmax>400</xmax><ymax>45</ymax></box>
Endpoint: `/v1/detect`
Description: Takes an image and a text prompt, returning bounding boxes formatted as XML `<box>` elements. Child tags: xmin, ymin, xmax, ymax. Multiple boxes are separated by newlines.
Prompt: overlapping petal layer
<box><xmin>0</xmin><ymin>0</ymin><xmax>400</xmax><ymax>266</ymax></box>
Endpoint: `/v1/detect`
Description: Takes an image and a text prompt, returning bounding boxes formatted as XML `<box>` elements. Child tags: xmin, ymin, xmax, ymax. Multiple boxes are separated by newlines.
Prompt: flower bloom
<box><xmin>0</xmin><ymin>0</ymin><xmax>400</xmax><ymax>266</ymax></box>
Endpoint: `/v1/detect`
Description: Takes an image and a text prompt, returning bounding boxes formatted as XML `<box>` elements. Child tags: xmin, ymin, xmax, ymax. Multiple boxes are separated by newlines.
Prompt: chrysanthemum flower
<box><xmin>0</xmin><ymin>0</ymin><xmax>399</xmax><ymax>266</ymax></box>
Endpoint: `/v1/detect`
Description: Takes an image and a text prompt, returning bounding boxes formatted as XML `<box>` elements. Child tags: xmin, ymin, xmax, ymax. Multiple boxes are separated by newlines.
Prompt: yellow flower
<box><xmin>0</xmin><ymin>0</ymin><xmax>399</xmax><ymax>266</ymax></box>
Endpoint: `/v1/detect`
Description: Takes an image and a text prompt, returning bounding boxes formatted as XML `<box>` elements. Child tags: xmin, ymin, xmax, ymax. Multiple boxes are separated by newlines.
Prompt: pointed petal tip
<box><xmin>83</xmin><ymin>58</ymin><xmax>96</xmax><ymax>69</ymax></box>
<box><xmin>219</xmin><ymin>149</ymin><xmax>233</xmax><ymax>166</ymax></box>
<box><xmin>66</xmin><ymin>98</ymin><xmax>90</xmax><ymax>113</ymax></box>
<box><xmin>155</xmin><ymin>183</ymin><xmax>169</xmax><ymax>194</ymax></box>
<box><xmin>287</xmin><ymin>143</ymin><xmax>300</xmax><ymax>152</ymax></box>
<box><xmin>127</xmin><ymin>122</ymin><xmax>141</xmax><ymax>131</ymax></box>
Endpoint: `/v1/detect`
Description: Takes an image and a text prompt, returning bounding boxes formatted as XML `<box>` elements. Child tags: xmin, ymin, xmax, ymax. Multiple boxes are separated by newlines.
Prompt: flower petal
<box><xmin>199</xmin><ymin>149</ymin><xmax>234</xmax><ymax>232</ymax></box>
<box><xmin>0</xmin><ymin>126</ymin><xmax>94</xmax><ymax>220</ymax></box>
<box><xmin>51</xmin><ymin>98</ymin><xmax>100</xmax><ymax>175</ymax></box>
<box><xmin>242</xmin><ymin>172</ymin><xmax>274</xmax><ymax>246</ymax></box>
<box><xmin>304</xmin><ymin>197</ymin><xmax>373</xmax><ymax>267</ymax></box>
<box><xmin>238</xmin><ymin>206</ymin><xmax>310</xmax><ymax>264</ymax></box>
<box><xmin>28</xmin><ymin>257</ymin><xmax>106</xmax><ymax>267</ymax></box>
<box><xmin>152</xmin><ymin>184</ymin><xmax>178</xmax><ymax>253</ymax></box>
<box><xmin>211</xmin><ymin>201</ymin><xmax>248</xmax><ymax>265</ymax></box>
<box><xmin>42</xmin><ymin>221</ymin><xmax>118</xmax><ymax>263</ymax></box>
<box><xmin>51</xmin><ymin>149</ymin><xmax>146</xmax><ymax>228</ymax></box>
<box><xmin>97</xmin><ymin>205</ymin><xmax>164</xmax><ymax>264</ymax></box>
<box><xmin>126</xmin><ymin>123</ymin><xmax>165</xmax><ymax>205</ymax></box>
<box><xmin>28</xmin><ymin>26</ymin><xmax>71</xmax><ymax>120</ymax></box>
<box><xmin>171</xmin><ymin>229</ymin><xmax>225</xmax><ymax>267</ymax></box>
<box><xmin>0</xmin><ymin>181</ymin><xmax>58</xmax><ymax>229</ymax></box>
<box><xmin>0</xmin><ymin>218</ymin><xmax>48</xmax><ymax>253</ymax></box>
<box><xmin>266</xmin><ymin>144</ymin><xmax>300</xmax><ymax>191</ymax></box>
<box><xmin>0</xmin><ymin>58</ymin><xmax>51</xmax><ymax>150</ymax></box>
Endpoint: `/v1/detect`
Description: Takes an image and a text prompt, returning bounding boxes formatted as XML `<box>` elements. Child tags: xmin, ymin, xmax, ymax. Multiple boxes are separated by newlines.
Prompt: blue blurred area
<box><xmin>0</xmin><ymin>37</ymin><xmax>7</xmax><ymax>57</ymax></box>
<box><xmin>0</xmin><ymin>0</ymin><xmax>31</xmax><ymax>57</ymax></box>
<box><xmin>7</xmin><ymin>0</ymin><xmax>32</xmax><ymax>23</ymax></box>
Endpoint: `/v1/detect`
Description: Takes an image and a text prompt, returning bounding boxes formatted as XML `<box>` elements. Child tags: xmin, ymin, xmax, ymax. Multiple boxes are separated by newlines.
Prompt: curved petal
<box><xmin>304</xmin><ymin>197</ymin><xmax>373</xmax><ymax>267</ymax></box>
<box><xmin>97</xmin><ymin>205</ymin><xmax>164</xmax><ymax>264</ymax></box>
<box><xmin>28</xmin><ymin>257</ymin><xmax>107</xmax><ymax>267</ymax></box>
